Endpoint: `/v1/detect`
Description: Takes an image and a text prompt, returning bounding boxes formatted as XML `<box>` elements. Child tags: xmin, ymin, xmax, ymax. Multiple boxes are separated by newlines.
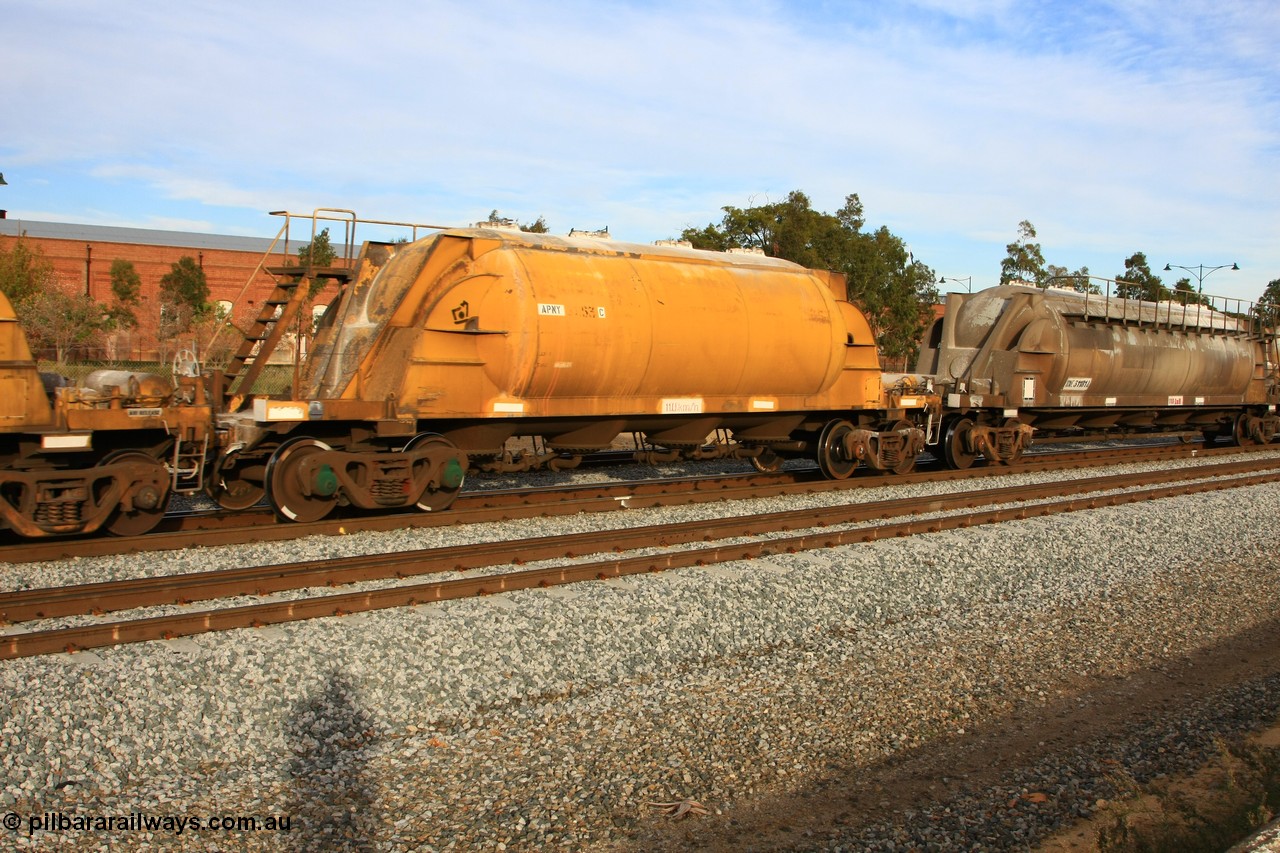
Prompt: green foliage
<box><xmin>681</xmin><ymin>223</ymin><xmax>733</xmax><ymax>252</ymax></box>
<box><xmin>296</xmin><ymin>229</ymin><xmax>339</xmax><ymax>299</ymax></box>
<box><xmin>0</xmin><ymin>239</ymin><xmax>114</xmax><ymax>360</ymax></box>
<box><xmin>999</xmin><ymin>220</ymin><xmax>1048</xmax><ymax>286</ymax></box>
<box><xmin>483</xmin><ymin>210</ymin><xmax>550</xmax><ymax>233</ymax></box>
<box><xmin>109</xmin><ymin>258</ymin><xmax>141</xmax><ymax>305</ymax></box>
<box><xmin>681</xmin><ymin>191</ymin><xmax>866</xmax><ymax>271</ymax></box>
<box><xmin>22</xmin><ymin>284</ymin><xmax>114</xmax><ymax>363</ymax></box>
<box><xmin>680</xmin><ymin>190</ymin><xmax>937</xmax><ymax>364</ymax></box>
<box><xmin>851</xmin><ymin>226</ymin><xmax>941</xmax><ymax>363</ymax></box>
<box><xmin>160</xmin><ymin>256</ymin><xmax>210</xmax><ymax>312</ymax></box>
<box><xmin>158</xmin><ymin>256</ymin><xmax>211</xmax><ymax>344</ymax></box>
<box><xmin>1172</xmin><ymin>278</ymin><xmax>1212</xmax><ymax>308</ymax></box>
<box><xmin>108</xmin><ymin>259</ymin><xmax>142</xmax><ymax>329</ymax></box>
<box><xmin>1255</xmin><ymin>278</ymin><xmax>1280</xmax><ymax>329</ymax></box>
<box><xmin>0</xmin><ymin>237</ymin><xmax>56</xmax><ymax>308</ymax></box>
<box><xmin>1114</xmin><ymin>252</ymin><xmax>1169</xmax><ymax>302</ymax></box>
<box><xmin>1045</xmin><ymin>264</ymin><xmax>1100</xmax><ymax>294</ymax></box>
<box><xmin>296</xmin><ymin>228</ymin><xmax>337</xmax><ymax>268</ymax></box>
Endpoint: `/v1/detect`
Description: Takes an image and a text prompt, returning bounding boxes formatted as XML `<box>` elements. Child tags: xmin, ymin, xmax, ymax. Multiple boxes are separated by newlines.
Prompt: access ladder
<box><xmin>222</xmin><ymin>266</ymin><xmax>352</xmax><ymax>412</ymax></box>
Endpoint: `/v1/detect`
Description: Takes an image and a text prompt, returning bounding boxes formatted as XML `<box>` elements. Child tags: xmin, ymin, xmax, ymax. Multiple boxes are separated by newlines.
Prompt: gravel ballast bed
<box><xmin>0</xmin><ymin>461</ymin><xmax>1278</xmax><ymax>850</ymax></box>
<box><xmin>3</xmin><ymin>448</ymin><xmax>1277</xmax><ymax>592</ymax></box>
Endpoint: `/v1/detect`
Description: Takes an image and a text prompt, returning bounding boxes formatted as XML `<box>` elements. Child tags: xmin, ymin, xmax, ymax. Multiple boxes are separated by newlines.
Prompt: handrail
<box><xmin>202</xmin><ymin>220</ymin><xmax>290</xmax><ymax>358</ymax></box>
<box><xmin>267</xmin><ymin>208</ymin><xmax>454</xmax><ymax>269</ymax></box>
<box><xmin>1043</xmin><ymin>274</ymin><xmax>1276</xmax><ymax>339</ymax></box>
<box><xmin>203</xmin><ymin>209</ymin><xmax>456</xmax><ymax>369</ymax></box>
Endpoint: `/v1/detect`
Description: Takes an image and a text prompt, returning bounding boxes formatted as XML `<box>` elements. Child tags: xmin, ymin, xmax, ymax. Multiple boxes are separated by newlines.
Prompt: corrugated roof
<box><xmin>0</xmin><ymin>218</ymin><xmax>278</xmax><ymax>253</ymax></box>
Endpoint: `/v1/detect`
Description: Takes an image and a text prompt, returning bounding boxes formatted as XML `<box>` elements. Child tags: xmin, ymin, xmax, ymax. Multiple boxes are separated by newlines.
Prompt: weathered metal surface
<box><xmin>0</xmin><ymin>291</ymin><xmax>55</xmax><ymax>428</ymax></box>
<box><xmin>299</xmin><ymin>228</ymin><xmax>916</xmax><ymax>428</ymax></box>
<box><xmin>917</xmin><ymin>285</ymin><xmax>1280</xmax><ymax>451</ymax></box>
<box><xmin>0</xmin><ymin>439</ymin><xmax>1243</xmax><ymax>564</ymax></box>
<box><xmin>920</xmin><ymin>285</ymin><xmax>1262</xmax><ymax>408</ymax></box>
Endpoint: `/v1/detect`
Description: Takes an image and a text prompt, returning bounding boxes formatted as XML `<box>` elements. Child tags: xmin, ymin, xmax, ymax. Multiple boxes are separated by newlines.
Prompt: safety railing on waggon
<box><xmin>1043</xmin><ymin>274</ymin><xmax>1279</xmax><ymax>341</ymax></box>
<box><xmin>266</xmin><ymin>208</ymin><xmax>454</xmax><ymax>271</ymax></box>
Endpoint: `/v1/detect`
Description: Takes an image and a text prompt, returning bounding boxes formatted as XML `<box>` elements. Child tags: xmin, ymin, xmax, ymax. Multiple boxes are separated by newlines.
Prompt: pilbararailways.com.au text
<box><xmin>5</xmin><ymin>810</ymin><xmax>292</xmax><ymax>837</ymax></box>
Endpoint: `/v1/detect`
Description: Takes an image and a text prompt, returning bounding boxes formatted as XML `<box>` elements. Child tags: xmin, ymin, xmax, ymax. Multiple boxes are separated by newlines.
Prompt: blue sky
<box><xmin>3</xmin><ymin>0</ymin><xmax>1278</xmax><ymax>302</ymax></box>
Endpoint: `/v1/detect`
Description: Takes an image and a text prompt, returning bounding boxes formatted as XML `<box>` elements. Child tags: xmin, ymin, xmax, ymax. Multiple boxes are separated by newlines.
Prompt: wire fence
<box><xmin>38</xmin><ymin>361</ymin><xmax>296</xmax><ymax>396</ymax></box>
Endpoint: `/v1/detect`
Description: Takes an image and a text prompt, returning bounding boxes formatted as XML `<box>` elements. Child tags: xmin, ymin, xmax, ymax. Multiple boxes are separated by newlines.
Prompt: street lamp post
<box><xmin>1162</xmin><ymin>262</ymin><xmax>1239</xmax><ymax>295</ymax></box>
<box><xmin>938</xmin><ymin>275</ymin><xmax>973</xmax><ymax>293</ymax></box>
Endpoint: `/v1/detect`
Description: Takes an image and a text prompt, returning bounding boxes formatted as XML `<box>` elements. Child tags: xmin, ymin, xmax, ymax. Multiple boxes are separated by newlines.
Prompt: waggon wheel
<box><xmin>888</xmin><ymin>420</ymin><xmax>918</xmax><ymax>475</ymax></box>
<box><xmin>749</xmin><ymin>447</ymin><xmax>783</xmax><ymax>473</ymax></box>
<box><xmin>1233</xmin><ymin>413</ymin><xmax>1260</xmax><ymax>447</ymax></box>
<box><xmin>209</xmin><ymin>448</ymin><xmax>266</xmax><ymax>510</ymax></box>
<box><xmin>403</xmin><ymin>433</ymin><xmax>465</xmax><ymax>512</ymax></box>
<box><xmin>941</xmin><ymin>417</ymin><xmax>978</xmax><ymax>470</ymax></box>
<box><xmin>816</xmin><ymin>420</ymin><xmax>858</xmax><ymax>480</ymax></box>
<box><xmin>98</xmin><ymin>450</ymin><xmax>169</xmax><ymax>537</ymax></box>
<box><xmin>265</xmin><ymin>437</ymin><xmax>339</xmax><ymax>523</ymax></box>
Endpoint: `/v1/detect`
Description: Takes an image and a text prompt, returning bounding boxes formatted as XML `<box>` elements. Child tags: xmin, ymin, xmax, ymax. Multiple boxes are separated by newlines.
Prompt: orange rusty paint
<box><xmin>0</xmin><ymin>291</ymin><xmax>55</xmax><ymax>428</ymax></box>
<box><xmin>303</xmin><ymin>228</ymin><xmax>907</xmax><ymax>422</ymax></box>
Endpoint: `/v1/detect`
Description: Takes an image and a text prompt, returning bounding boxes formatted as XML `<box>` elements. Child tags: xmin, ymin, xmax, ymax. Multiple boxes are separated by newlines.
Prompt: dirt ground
<box><xmin>621</xmin><ymin>617</ymin><xmax>1280</xmax><ymax>852</ymax></box>
<box><xmin>1036</xmin><ymin>721</ymin><xmax>1280</xmax><ymax>851</ymax></box>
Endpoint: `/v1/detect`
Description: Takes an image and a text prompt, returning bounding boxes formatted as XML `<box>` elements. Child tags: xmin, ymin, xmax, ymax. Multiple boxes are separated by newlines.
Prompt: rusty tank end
<box><xmin>0</xmin><ymin>290</ymin><xmax>56</xmax><ymax>428</ymax></box>
<box><xmin>916</xmin><ymin>284</ymin><xmax>1280</xmax><ymax>467</ymax></box>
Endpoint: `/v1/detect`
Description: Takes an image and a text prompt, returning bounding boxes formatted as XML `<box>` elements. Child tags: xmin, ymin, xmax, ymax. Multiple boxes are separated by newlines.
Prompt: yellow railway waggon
<box><xmin>210</xmin><ymin>227</ymin><xmax>938</xmax><ymax>522</ymax></box>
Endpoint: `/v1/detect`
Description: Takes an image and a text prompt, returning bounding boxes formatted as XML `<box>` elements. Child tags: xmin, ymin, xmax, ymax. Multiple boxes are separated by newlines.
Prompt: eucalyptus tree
<box><xmin>998</xmin><ymin>220</ymin><xmax>1047</xmax><ymax>286</ymax></box>
<box><xmin>680</xmin><ymin>190</ymin><xmax>937</xmax><ymax>365</ymax></box>
<box><xmin>1113</xmin><ymin>252</ymin><xmax>1169</xmax><ymax>302</ymax></box>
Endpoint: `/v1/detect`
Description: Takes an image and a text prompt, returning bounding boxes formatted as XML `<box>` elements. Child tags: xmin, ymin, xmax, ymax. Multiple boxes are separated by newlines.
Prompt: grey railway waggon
<box><xmin>916</xmin><ymin>283</ymin><xmax>1280</xmax><ymax>469</ymax></box>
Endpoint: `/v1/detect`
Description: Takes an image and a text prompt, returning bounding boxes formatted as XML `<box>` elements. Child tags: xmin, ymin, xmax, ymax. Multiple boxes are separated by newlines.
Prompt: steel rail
<box><xmin>4</xmin><ymin>455</ymin><xmax>1272</xmax><ymax>624</ymax></box>
<box><xmin>1</xmin><ymin>460</ymin><xmax>1276</xmax><ymax>659</ymax></box>
<box><xmin>0</xmin><ymin>441</ymin><xmax>1244</xmax><ymax>565</ymax></box>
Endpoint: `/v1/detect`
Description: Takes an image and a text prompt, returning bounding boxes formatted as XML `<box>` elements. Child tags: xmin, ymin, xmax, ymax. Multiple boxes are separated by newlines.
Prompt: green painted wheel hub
<box><xmin>441</xmin><ymin>458</ymin><xmax>465</xmax><ymax>490</ymax></box>
<box><xmin>312</xmin><ymin>463</ymin><xmax>339</xmax><ymax>497</ymax></box>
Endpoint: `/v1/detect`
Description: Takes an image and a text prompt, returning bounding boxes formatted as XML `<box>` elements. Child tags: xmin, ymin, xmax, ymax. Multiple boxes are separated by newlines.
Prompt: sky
<box><xmin>3</xmin><ymin>0</ymin><xmax>1278</xmax><ymax>303</ymax></box>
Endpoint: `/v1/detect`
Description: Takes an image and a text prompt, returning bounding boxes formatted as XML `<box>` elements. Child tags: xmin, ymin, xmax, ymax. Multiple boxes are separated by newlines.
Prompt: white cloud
<box><xmin>3</xmin><ymin>0</ymin><xmax>1278</xmax><ymax>298</ymax></box>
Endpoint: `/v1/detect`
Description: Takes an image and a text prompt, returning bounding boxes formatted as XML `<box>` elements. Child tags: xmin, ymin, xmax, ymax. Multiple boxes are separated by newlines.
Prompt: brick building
<box><xmin>0</xmin><ymin>217</ymin><xmax>339</xmax><ymax>362</ymax></box>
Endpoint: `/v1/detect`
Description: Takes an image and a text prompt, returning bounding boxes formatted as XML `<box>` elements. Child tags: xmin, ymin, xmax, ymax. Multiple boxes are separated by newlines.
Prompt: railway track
<box><xmin>0</xmin><ymin>440</ymin><xmax>1247</xmax><ymax>564</ymax></box>
<box><xmin>2</xmin><ymin>452</ymin><xmax>1276</xmax><ymax>660</ymax></box>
